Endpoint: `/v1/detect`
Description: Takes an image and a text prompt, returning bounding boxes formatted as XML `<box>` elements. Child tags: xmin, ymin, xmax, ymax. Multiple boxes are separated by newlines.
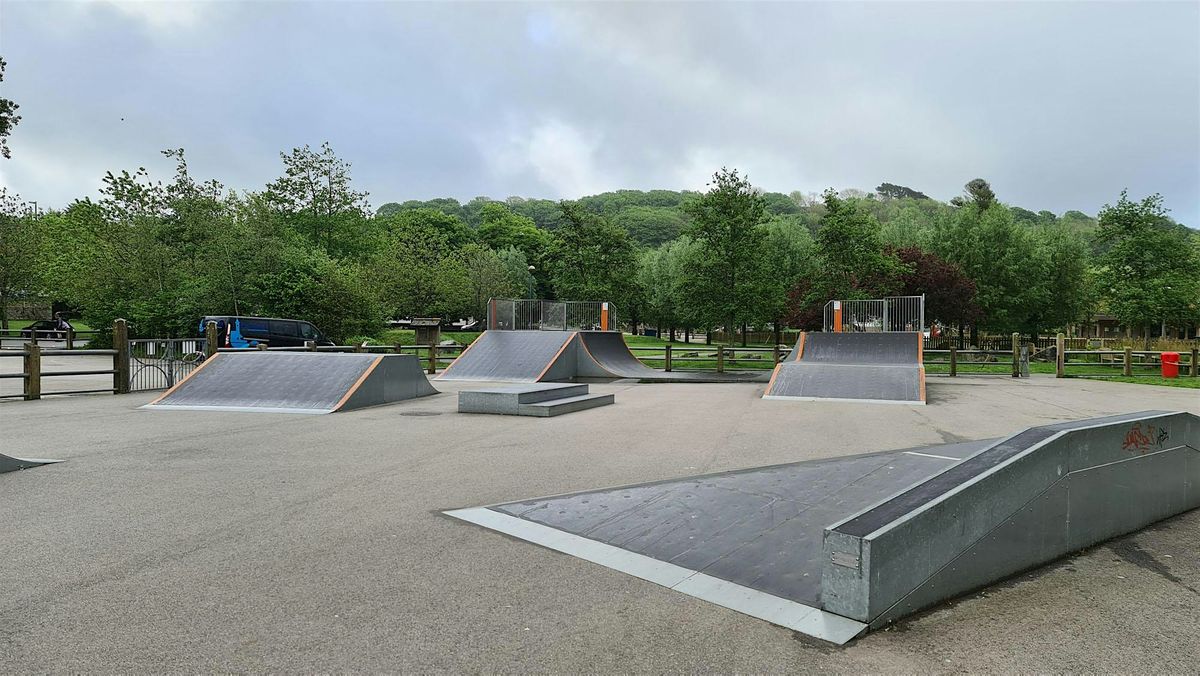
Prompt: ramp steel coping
<box><xmin>828</xmin><ymin>410</ymin><xmax>1177</xmax><ymax>538</ymax></box>
<box><xmin>445</xmin><ymin>507</ymin><xmax>867</xmax><ymax>645</ymax></box>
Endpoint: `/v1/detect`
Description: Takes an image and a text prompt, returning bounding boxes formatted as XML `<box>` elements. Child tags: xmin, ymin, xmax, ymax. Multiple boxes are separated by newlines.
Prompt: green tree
<box><xmin>1096</xmin><ymin>191</ymin><xmax>1200</xmax><ymax>346</ymax></box>
<box><xmin>875</xmin><ymin>182</ymin><xmax>929</xmax><ymax>200</ymax></box>
<box><xmin>549</xmin><ymin>201</ymin><xmax>639</xmax><ymax>309</ymax></box>
<box><xmin>0</xmin><ymin>58</ymin><xmax>20</xmax><ymax>159</ymax></box>
<box><xmin>761</xmin><ymin>215</ymin><xmax>815</xmax><ymax>341</ymax></box>
<box><xmin>680</xmin><ymin>168</ymin><xmax>771</xmax><ymax>342</ymax></box>
<box><xmin>461</xmin><ymin>244</ymin><xmax>516</xmax><ymax>320</ymax></box>
<box><xmin>496</xmin><ymin>246</ymin><xmax>536</xmax><ymax>299</ymax></box>
<box><xmin>0</xmin><ymin>189</ymin><xmax>40</xmax><ymax>329</ymax></box>
<box><xmin>263</xmin><ymin>142</ymin><xmax>374</xmax><ymax>257</ymax></box>
<box><xmin>371</xmin><ymin>208</ymin><xmax>471</xmax><ymax>320</ymax></box>
<box><xmin>814</xmin><ymin>189</ymin><xmax>904</xmax><ymax>300</ymax></box>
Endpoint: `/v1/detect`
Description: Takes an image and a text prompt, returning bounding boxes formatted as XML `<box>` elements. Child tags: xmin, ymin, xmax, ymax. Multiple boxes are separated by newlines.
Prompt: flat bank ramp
<box><xmin>447</xmin><ymin>410</ymin><xmax>1199</xmax><ymax>644</ymax></box>
<box><xmin>143</xmin><ymin>352</ymin><xmax>437</xmax><ymax>414</ymax></box>
<box><xmin>823</xmin><ymin>410</ymin><xmax>1199</xmax><ymax>628</ymax></box>
<box><xmin>576</xmin><ymin>331</ymin><xmax>764</xmax><ymax>383</ymax></box>
<box><xmin>437</xmin><ymin>330</ymin><xmax>577</xmax><ymax>383</ymax></box>
<box><xmin>1</xmin><ymin>453</ymin><xmax>63</xmax><ymax>474</ymax></box>
<box><xmin>765</xmin><ymin>332</ymin><xmax>924</xmax><ymax>404</ymax></box>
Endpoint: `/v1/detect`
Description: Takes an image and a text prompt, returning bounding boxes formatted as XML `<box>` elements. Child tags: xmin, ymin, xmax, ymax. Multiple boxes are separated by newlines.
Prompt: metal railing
<box><xmin>823</xmin><ymin>295</ymin><xmax>924</xmax><ymax>333</ymax></box>
<box><xmin>129</xmin><ymin>338</ymin><xmax>206</xmax><ymax>393</ymax></box>
<box><xmin>487</xmin><ymin>298</ymin><xmax>615</xmax><ymax>331</ymax></box>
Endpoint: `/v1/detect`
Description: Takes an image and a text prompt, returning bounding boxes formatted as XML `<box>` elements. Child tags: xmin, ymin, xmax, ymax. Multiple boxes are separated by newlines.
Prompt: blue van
<box><xmin>198</xmin><ymin>316</ymin><xmax>335</xmax><ymax>348</ymax></box>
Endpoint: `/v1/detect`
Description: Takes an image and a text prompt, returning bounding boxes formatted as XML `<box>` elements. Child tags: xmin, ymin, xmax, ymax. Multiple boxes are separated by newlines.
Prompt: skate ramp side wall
<box><xmin>337</xmin><ymin>354</ymin><xmax>439</xmax><ymax>411</ymax></box>
<box><xmin>821</xmin><ymin>411</ymin><xmax>1199</xmax><ymax>625</ymax></box>
<box><xmin>436</xmin><ymin>330</ymin><xmax>579</xmax><ymax>382</ymax></box>
<box><xmin>1</xmin><ymin>454</ymin><xmax>63</xmax><ymax>474</ymax></box>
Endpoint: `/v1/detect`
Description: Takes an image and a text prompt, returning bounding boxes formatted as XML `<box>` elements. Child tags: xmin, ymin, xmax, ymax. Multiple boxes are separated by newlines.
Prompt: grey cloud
<box><xmin>1</xmin><ymin>1</ymin><xmax>1196</xmax><ymax>224</ymax></box>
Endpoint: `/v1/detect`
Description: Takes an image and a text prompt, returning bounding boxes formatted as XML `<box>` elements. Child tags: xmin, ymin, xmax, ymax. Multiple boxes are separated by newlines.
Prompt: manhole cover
<box><xmin>400</xmin><ymin>411</ymin><xmax>442</xmax><ymax>417</ymax></box>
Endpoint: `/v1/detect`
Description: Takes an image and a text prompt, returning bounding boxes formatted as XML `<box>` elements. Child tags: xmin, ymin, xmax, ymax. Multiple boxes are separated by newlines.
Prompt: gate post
<box><xmin>664</xmin><ymin>344</ymin><xmax>672</xmax><ymax>372</ymax></box>
<box><xmin>113</xmin><ymin>319</ymin><xmax>130</xmax><ymax>394</ymax></box>
<box><xmin>1011</xmin><ymin>333</ymin><xmax>1020</xmax><ymax>378</ymax></box>
<box><xmin>23</xmin><ymin>342</ymin><xmax>41</xmax><ymax>400</ymax></box>
<box><xmin>205</xmin><ymin>321</ymin><xmax>219</xmax><ymax>357</ymax></box>
<box><xmin>1055</xmin><ymin>333</ymin><xmax>1066</xmax><ymax>378</ymax></box>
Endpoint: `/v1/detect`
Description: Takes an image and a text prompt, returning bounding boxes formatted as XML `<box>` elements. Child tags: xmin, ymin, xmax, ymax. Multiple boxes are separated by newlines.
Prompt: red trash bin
<box><xmin>1161</xmin><ymin>352</ymin><xmax>1180</xmax><ymax>378</ymax></box>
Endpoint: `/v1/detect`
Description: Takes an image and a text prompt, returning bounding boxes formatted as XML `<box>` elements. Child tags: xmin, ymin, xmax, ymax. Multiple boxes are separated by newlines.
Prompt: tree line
<box><xmin>1</xmin><ymin>142</ymin><xmax>1197</xmax><ymax>346</ymax></box>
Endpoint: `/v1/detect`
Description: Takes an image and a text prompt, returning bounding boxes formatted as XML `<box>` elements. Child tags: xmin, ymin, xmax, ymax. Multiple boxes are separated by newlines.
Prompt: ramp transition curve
<box><xmin>438</xmin><ymin>330</ymin><xmax>765</xmax><ymax>383</ymax></box>
<box><xmin>143</xmin><ymin>352</ymin><xmax>437</xmax><ymax>414</ymax></box>
<box><xmin>764</xmin><ymin>332</ymin><xmax>925</xmax><ymax>404</ymax></box>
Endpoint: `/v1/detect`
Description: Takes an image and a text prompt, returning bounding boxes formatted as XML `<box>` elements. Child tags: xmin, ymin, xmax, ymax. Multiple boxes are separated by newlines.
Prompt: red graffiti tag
<box><xmin>1122</xmin><ymin>422</ymin><xmax>1168</xmax><ymax>454</ymax></box>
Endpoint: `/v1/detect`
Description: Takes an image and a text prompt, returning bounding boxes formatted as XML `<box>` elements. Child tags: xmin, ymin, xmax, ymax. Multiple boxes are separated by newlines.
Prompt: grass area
<box><xmin>1081</xmin><ymin>375</ymin><xmax>1200</xmax><ymax>389</ymax></box>
<box><xmin>1</xmin><ymin>319</ymin><xmax>95</xmax><ymax>332</ymax></box>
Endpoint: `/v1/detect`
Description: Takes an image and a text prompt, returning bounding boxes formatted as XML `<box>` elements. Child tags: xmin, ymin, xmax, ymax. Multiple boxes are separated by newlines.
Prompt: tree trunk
<box><xmin>706</xmin><ymin>328</ymin><xmax>712</xmax><ymax>345</ymax></box>
<box><xmin>669</xmin><ymin>326</ymin><xmax>676</xmax><ymax>342</ymax></box>
<box><xmin>957</xmin><ymin>321</ymin><xmax>964</xmax><ymax>350</ymax></box>
<box><xmin>773</xmin><ymin>320</ymin><xmax>781</xmax><ymax>348</ymax></box>
<box><xmin>741</xmin><ymin>322</ymin><xmax>748</xmax><ymax>347</ymax></box>
<box><xmin>685</xmin><ymin>327</ymin><xmax>690</xmax><ymax>343</ymax></box>
<box><xmin>970</xmin><ymin>323</ymin><xmax>979</xmax><ymax>349</ymax></box>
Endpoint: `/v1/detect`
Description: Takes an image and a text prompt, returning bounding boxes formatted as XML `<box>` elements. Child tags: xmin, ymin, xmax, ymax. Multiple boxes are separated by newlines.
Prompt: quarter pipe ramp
<box><xmin>143</xmin><ymin>352</ymin><xmax>438</xmax><ymax>414</ymax></box>
<box><xmin>437</xmin><ymin>330</ymin><xmax>767</xmax><ymax>383</ymax></box>
<box><xmin>764</xmin><ymin>332</ymin><xmax>925</xmax><ymax>404</ymax></box>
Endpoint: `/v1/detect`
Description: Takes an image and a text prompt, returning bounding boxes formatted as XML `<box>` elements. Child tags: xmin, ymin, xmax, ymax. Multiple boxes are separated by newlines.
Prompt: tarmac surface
<box><xmin>2</xmin><ymin>374</ymin><xmax>1199</xmax><ymax>671</ymax></box>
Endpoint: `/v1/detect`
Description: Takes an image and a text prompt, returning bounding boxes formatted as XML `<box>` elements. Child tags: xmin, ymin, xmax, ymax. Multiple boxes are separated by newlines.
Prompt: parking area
<box><xmin>2</xmin><ymin>376</ymin><xmax>1199</xmax><ymax>671</ymax></box>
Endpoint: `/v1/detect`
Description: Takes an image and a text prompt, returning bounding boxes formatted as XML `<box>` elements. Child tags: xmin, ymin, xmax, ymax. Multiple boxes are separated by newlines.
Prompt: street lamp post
<box><xmin>527</xmin><ymin>265</ymin><xmax>535</xmax><ymax>299</ymax></box>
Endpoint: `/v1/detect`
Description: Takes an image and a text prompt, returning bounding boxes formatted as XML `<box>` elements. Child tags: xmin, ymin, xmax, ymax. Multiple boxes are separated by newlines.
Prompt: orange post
<box><xmin>833</xmin><ymin>301</ymin><xmax>843</xmax><ymax>333</ymax></box>
<box><xmin>601</xmin><ymin>302</ymin><xmax>610</xmax><ymax>331</ymax></box>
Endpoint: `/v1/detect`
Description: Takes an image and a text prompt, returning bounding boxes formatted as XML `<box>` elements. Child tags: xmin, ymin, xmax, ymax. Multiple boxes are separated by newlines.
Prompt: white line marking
<box><xmin>445</xmin><ymin>507</ymin><xmax>867</xmax><ymax>645</ymax></box>
<box><xmin>903</xmin><ymin>451</ymin><xmax>960</xmax><ymax>461</ymax></box>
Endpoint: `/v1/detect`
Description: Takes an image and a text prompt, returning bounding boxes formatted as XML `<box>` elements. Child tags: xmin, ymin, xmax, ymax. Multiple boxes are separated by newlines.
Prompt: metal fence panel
<box><xmin>129</xmin><ymin>339</ymin><xmax>204</xmax><ymax>392</ymax></box>
<box><xmin>824</xmin><ymin>296</ymin><xmax>924</xmax><ymax>333</ymax></box>
<box><xmin>487</xmin><ymin>299</ymin><xmax>615</xmax><ymax>331</ymax></box>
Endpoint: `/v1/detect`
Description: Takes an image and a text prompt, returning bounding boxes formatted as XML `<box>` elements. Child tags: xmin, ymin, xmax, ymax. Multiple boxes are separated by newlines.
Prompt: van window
<box><xmin>270</xmin><ymin>320</ymin><xmax>300</xmax><ymax>337</ymax></box>
<box><xmin>298</xmin><ymin>323</ymin><xmax>319</xmax><ymax>340</ymax></box>
<box><xmin>240</xmin><ymin>318</ymin><xmax>269</xmax><ymax>337</ymax></box>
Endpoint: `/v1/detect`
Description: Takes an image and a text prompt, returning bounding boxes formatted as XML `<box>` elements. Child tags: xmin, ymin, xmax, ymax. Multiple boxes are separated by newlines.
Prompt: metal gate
<box><xmin>129</xmin><ymin>339</ymin><xmax>205</xmax><ymax>392</ymax></box>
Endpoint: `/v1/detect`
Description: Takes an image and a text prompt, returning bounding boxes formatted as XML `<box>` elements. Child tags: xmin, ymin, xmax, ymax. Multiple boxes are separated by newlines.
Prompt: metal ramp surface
<box><xmin>765</xmin><ymin>332</ymin><xmax>925</xmax><ymax>404</ymax></box>
<box><xmin>436</xmin><ymin>330</ymin><xmax>578</xmax><ymax>382</ymax></box>
<box><xmin>0</xmin><ymin>453</ymin><xmax>63</xmax><ymax>474</ymax></box>
<box><xmin>448</xmin><ymin>411</ymin><xmax>1199</xmax><ymax>644</ymax></box>
<box><xmin>142</xmin><ymin>352</ymin><xmax>437</xmax><ymax>414</ymax></box>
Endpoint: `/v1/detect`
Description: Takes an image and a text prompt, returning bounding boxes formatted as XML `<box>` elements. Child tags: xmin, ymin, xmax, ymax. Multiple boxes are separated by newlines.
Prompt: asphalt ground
<box><xmin>2</xmin><ymin>374</ymin><xmax>1198</xmax><ymax>672</ymax></box>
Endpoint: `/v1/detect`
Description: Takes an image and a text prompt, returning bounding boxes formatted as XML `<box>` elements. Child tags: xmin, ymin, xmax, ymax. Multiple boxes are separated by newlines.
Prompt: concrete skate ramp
<box><xmin>437</xmin><ymin>330</ymin><xmax>577</xmax><ymax>382</ymax></box>
<box><xmin>143</xmin><ymin>352</ymin><xmax>437</xmax><ymax>414</ymax></box>
<box><xmin>576</xmin><ymin>331</ymin><xmax>766</xmax><ymax>383</ymax></box>
<box><xmin>0</xmin><ymin>453</ymin><xmax>62</xmax><ymax>474</ymax></box>
<box><xmin>765</xmin><ymin>332</ymin><xmax>924</xmax><ymax>404</ymax></box>
<box><xmin>447</xmin><ymin>411</ymin><xmax>1198</xmax><ymax>644</ymax></box>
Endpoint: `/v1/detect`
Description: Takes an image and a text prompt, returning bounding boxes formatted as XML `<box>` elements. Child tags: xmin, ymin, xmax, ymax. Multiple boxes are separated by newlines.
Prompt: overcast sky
<box><xmin>2</xmin><ymin>1</ymin><xmax>1198</xmax><ymax>223</ymax></box>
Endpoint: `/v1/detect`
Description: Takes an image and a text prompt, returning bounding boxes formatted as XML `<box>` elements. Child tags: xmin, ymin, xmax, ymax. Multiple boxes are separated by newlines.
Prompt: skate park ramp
<box><xmin>764</xmin><ymin>332</ymin><xmax>925</xmax><ymax>404</ymax></box>
<box><xmin>0</xmin><ymin>453</ymin><xmax>62</xmax><ymax>474</ymax></box>
<box><xmin>575</xmin><ymin>331</ymin><xmax>765</xmax><ymax>383</ymax></box>
<box><xmin>143</xmin><ymin>352</ymin><xmax>437</xmax><ymax>414</ymax></box>
<box><xmin>447</xmin><ymin>411</ymin><xmax>1199</xmax><ymax>644</ymax></box>
<box><xmin>437</xmin><ymin>330</ymin><xmax>578</xmax><ymax>382</ymax></box>
<box><xmin>438</xmin><ymin>330</ymin><xmax>767</xmax><ymax>383</ymax></box>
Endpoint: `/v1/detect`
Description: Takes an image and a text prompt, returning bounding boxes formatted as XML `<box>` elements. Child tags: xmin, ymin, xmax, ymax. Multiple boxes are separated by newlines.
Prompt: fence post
<box><xmin>1011</xmin><ymin>333</ymin><xmax>1020</xmax><ymax>378</ymax></box>
<box><xmin>205</xmin><ymin>321</ymin><xmax>219</xmax><ymax>357</ymax></box>
<box><xmin>1055</xmin><ymin>332</ymin><xmax>1065</xmax><ymax>378</ymax></box>
<box><xmin>66</xmin><ymin>326</ymin><xmax>75</xmax><ymax>350</ymax></box>
<box><xmin>1192</xmin><ymin>347</ymin><xmax>1198</xmax><ymax>377</ymax></box>
<box><xmin>772</xmin><ymin>343</ymin><xmax>780</xmax><ymax>365</ymax></box>
<box><xmin>392</xmin><ymin>343</ymin><xmax>402</xmax><ymax>354</ymax></box>
<box><xmin>949</xmin><ymin>346</ymin><xmax>957</xmax><ymax>377</ymax></box>
<box><xmin>23</xmin><ymin>342</ymin><xmax>41</xmax><ymax>400</ymax></box>
<box><xmin>1123</xmin><ymin>347</ymin><xmax>1133</xmax><ymax>377</ymax></box>
<box><xmin>664</xmin><ymin>344</ymin><xmax>673</xmax><ymax>372</ymax></box>
<box><xmin>427</xmin><ymin>342</ymin><xmax>437</xmax><ymax>375</ymax></box>
<box><xmin>716</xmin><ymin>345</ymin><xmax>725</xmax><ymax>373</ymax></box>
<box><xmin>113</xmin><ymin>318</ymin><xmax>130</xmax><ymax>394</ymax></box>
